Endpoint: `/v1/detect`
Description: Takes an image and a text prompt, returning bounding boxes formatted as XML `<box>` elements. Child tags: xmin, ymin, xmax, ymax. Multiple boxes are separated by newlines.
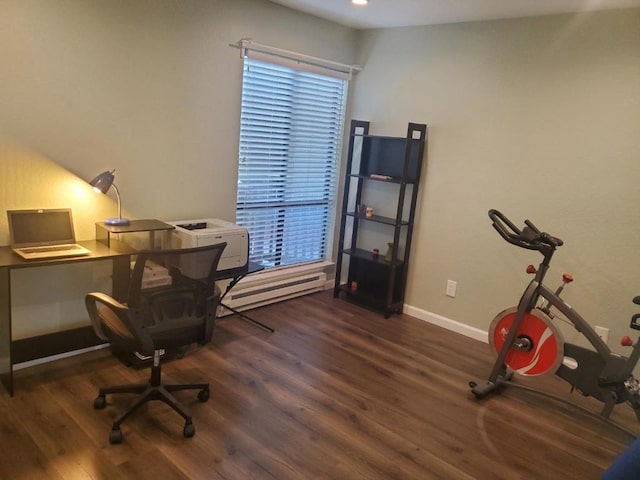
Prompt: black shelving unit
<box><xmin>333</xmin><ymin>120</ymin><xmax>427</xmax><ymax>317</ymax></box>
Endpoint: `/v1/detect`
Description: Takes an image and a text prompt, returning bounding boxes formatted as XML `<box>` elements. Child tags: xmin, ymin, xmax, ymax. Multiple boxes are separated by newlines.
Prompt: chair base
<box><xmin>94</xmin><ymin>351</ymin><xmax>209</xmax><ymax>444</ymax></box>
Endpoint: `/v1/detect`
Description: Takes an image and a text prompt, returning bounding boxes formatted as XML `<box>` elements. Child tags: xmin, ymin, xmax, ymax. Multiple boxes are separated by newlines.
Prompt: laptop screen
<box><xmin>8</xmin><ymin>209</ymin><xmax>77</xmax><ymax>247</ymax></box>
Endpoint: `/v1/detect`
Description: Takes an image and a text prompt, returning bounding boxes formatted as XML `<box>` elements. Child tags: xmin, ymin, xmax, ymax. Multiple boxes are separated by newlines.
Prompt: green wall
<box><xmin>351</xmin><ymin>9</ymin><xmax>640</xmax><ymax>350</ymax></box>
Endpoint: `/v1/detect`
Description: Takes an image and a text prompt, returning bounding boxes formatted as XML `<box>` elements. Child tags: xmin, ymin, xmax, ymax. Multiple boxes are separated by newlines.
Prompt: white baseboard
<box><xmin>403</xmin><ymin>304</ymin><xmax>488</xmax><ymax>344</ymax></box>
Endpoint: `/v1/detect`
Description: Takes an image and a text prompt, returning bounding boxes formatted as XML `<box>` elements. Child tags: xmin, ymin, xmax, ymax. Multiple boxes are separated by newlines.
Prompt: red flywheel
<box><xmin>489</xmin><ymin>307</ymin><xmax>564</xmax><ymax>376</ymax></box>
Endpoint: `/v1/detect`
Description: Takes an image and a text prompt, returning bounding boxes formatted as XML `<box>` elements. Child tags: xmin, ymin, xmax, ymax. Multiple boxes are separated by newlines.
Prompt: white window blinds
<box><xmin>236</xmin><ymin>57</ymin><xmax>348</xmax><ymax>268</ymax></box>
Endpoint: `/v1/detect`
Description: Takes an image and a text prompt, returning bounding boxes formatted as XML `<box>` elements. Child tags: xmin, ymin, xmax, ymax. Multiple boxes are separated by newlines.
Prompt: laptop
<box><xmin>8</xmin><ymin>208</ymin><xmax>91</xmax><ymax>260</ymax></box>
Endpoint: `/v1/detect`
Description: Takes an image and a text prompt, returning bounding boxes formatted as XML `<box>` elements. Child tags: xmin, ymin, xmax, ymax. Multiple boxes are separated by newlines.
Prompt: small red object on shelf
<box><xmin>621</xmin><ymin>336</ymin><xmax>634</xmax><ymax>347</ymax></box>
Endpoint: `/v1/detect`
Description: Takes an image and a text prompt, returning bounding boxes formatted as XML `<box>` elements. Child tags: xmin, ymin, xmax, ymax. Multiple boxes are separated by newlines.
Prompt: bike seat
<box><xmin>633</xmin><ymin>296</ymin><xmax>640</xmax><ymax>306</ymax></box>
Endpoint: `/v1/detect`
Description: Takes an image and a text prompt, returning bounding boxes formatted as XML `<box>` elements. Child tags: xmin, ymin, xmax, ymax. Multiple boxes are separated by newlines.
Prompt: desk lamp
<box><xmin>89</xmin><ymin>170</ymin><xmax>130</xmax><ymax>226</ymax></box>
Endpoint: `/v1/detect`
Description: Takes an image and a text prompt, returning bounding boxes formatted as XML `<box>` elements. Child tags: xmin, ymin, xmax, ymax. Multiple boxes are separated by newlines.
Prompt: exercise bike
<box><xmin>470</xmin><ymin>209</ymin><xmax>640</xmax><ymax>422</ymax></box>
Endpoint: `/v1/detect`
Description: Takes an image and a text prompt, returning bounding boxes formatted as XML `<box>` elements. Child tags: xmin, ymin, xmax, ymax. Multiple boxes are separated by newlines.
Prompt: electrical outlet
<box><xmin>446</xmin><ymin>280</ymin><xmax>457</xmax><ymax>298</ymax></box>
<box><xmin>595</xmin><ymin>326</ymin><xmax>609</xmax><ymax>344</ymax></box>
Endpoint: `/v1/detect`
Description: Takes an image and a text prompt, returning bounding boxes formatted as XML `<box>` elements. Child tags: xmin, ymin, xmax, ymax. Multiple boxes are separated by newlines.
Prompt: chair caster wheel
<box><xmin>109</xmin><ymin>428</ymin><xmax>123</xmax><ymax>444</ymax></box>
<box><xmin>94</xmin><ymin>395</ymin><xmax>106</xmax><ymax>409</ymax></box>
<box><xmin>197</xmin><ymin>389</ymin><xmax>210</xmax><ymax>402</ymax></box>
<box><xmin>183</xmin><ymin>423</ymin><xmax>195</xmax><ymax>438</ymax></box>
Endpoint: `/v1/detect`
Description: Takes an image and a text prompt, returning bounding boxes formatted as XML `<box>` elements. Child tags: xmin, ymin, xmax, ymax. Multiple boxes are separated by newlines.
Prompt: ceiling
<box><xmin>268</xmin><ymin>0</ymin><xmax>640</xmax><ymax>29</ymax></box>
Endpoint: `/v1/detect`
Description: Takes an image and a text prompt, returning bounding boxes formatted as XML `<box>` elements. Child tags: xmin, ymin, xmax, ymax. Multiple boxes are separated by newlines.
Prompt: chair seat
<box><xmin>146</xmin><ymin>314</ymin><xmax>206</xmax><ymax>351</ymax></box>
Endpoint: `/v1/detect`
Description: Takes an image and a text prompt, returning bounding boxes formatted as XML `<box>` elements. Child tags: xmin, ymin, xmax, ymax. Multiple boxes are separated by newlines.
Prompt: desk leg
<box><xmin>112</xmin><ymin>255</ymin><xmax>131</xmax><ymax>302</ymax></box>
<box><xmin>219</xmin><ymin>302</ymin><xmax>274</xmax><ymax>333</ymax></box>
<box><xmin>218</xmin><ymin>273</ymin><xmax>274</xmax><ymax>333</ymax></box>
<box><xmin>0</xmin><ymin>267</ymin><xmax>13</xmax><ymax>396</ymax></box>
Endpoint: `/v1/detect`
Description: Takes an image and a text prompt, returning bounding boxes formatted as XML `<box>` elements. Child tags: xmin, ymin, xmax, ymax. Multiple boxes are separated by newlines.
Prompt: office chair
<box><xmin>85</xmin><ymin>243</ymin><xmax>227</xmax><ymax>444</ymax></box>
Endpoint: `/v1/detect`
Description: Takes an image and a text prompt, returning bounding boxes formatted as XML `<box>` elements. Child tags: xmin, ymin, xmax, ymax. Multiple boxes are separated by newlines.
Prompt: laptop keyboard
<box><xmin>21</xmin><ymin>245</ymin><xmax>82</xmax><ymax>254</ymax></box>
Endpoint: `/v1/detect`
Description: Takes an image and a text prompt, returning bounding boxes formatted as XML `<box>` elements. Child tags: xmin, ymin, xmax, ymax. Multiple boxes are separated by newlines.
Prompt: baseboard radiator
<box><xmin>219</xmin><ymin>262</ymin><xmax>330</xmax><ymax>314</ymax></box>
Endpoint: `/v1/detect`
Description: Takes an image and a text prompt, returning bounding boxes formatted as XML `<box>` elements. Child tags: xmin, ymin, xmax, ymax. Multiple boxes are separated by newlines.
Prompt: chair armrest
<box><xmin>88</xmin><ymin>292</ymin><xmax>127</xmax><ymax>311</ymax></box>
<box><xmin>85</xmin><ymin>292</ymin><xmax>127</xmax><ymax>340</ymax></box>
<box><xmin>85</xmin><ymin>292</ymin><xmax>154</xmax><ymax>355</ymax></box>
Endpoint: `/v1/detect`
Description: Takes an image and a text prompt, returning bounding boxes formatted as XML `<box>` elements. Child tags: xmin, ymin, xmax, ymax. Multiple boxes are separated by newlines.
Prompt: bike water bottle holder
<box><xmin>631</xmin><ymin>313</ymin><xmax>640</xmax><ymax>331</ymax></box>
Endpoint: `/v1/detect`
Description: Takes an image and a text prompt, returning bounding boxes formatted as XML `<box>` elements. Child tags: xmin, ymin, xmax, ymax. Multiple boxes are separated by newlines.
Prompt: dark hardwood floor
<box><xmin>0</xmin><ymin>290</ymin><xmax>636</xmax><ymax>479</ymax></box>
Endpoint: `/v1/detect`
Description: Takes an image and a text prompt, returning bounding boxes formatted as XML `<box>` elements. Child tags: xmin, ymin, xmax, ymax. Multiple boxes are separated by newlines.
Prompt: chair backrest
<box><xmin>128</xmin><ymin>243</ymin><xmax>227</xmax><ymax>308</ymax></box>
<box><xmin>86</xmin><ymin>243</ymin><xmax>227</xmax><ymax>356</ymax></box>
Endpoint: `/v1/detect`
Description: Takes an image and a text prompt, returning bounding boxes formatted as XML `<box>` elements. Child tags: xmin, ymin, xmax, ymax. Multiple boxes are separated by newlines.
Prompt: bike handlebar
<box><xmin>488</xmin><ymin>209</ymin><xmax>563</xmax><ymax>252</ymax></box>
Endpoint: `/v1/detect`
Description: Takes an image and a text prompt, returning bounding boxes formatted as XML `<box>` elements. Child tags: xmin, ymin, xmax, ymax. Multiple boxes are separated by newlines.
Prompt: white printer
<box><xmin>167</xmin><ymin>218</ymin><xmax>249</xmax><ymax>274</ymax></box>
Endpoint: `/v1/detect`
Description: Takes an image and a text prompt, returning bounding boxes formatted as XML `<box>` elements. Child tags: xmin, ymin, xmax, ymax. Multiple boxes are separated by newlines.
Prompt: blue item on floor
<box><xmin>602</xmin><ymin>437</ymin><xmax>640</xmax><ymax>480</ymax></box>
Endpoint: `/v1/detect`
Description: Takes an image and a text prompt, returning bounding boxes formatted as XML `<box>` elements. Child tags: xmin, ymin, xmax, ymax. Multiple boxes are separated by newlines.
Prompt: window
<box><xmin>236</xmin><ymin>57</ymin><xmax>348</xmax><ymax>269</ymax></box>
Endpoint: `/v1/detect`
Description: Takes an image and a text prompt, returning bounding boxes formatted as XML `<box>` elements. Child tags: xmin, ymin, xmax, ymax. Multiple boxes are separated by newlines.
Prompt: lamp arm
<box><xmin>111</xmin><ymin>183</ymin><xmax>123</xmax><ymax>220</ymax></box>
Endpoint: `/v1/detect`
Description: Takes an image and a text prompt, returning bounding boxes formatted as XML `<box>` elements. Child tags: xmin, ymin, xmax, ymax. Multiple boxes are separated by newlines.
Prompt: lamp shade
<box><xmin>89</xmin><ymin>170</ymin><xmax>115</xmax><ymax>194</ymax></box>
<box><xmin>88</xmin><ymin>169</ymin><xmax>130</xmax><ymax>226</ymax></box>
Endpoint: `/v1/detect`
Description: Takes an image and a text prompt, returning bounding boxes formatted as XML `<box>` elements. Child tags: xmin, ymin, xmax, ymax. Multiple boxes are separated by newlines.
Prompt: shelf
<box><xmin>96</xmin><ymin>219</ymin><xmax>174</xmax><ymax>249</ymax></box>
<box><xmin>343</xmin><ymin>248</ymin><xmax>403</xmax><ymax>267</ymax></box>
<box><xmin>354</xmin><ymin>135</ymin><xmax>423</xmax><ymax>183</ymax></box>
<box><xmin>336</xmin><ymin>283</ymin><xmax>402</xmax><ymax>313</ymax></box>
<box><xmin>334</xmin><ymin>120</ymin><xmax>427</xmax><ymax>317</ymax></box>
<box><xmin>352</xmin><ymin>133</ymin><xmax>404</xmax><ymax>140</ymax></box>
<box><xmin>96</xmin><ymin>219</ymin><xmax>174</xmax><ymax>234</ymax></box>
<box><xmin>348</xmin><ymin>173</ymin><xmax>417</xmax><ymax>185</ymax></box>
<box><xmin>345</xmin><ymin>212</ymin><xmax>409</xmax><ymax>227</ymax></box>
